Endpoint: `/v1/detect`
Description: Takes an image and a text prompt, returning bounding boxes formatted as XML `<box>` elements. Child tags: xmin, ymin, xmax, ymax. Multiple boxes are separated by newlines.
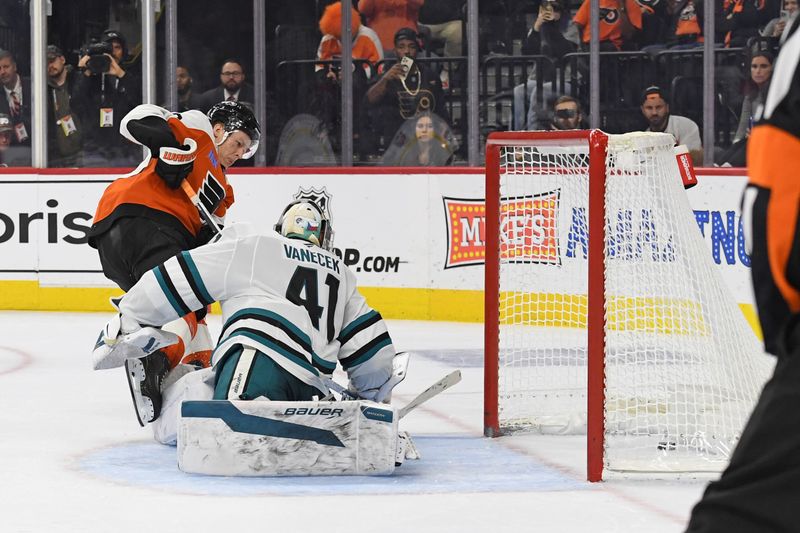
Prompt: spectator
<box><xmin>666</xmin><ymin>0</ymin><xmax>704</xmax><ymax>48</ymax></box>
<box><xmin>310</xmin><ymin>56</ymin><xmax>371</xmax><ymax>158</ymax></box>
<box><xmin>418</xmin><ymin>0</ymin><xmax>464</xmax><ymax>58</ymax></box>
<box><xmin>418</xmin><ymin>0</ymin><xmax>464</xmax><ymax>87</ymax></box>
<box><xmin>721</xmin><ymin>0</ymin><xmax>772</xmax><ymax>47</ymax></box>
<box><xmin>73</xmin><ymin>29</ymin><xmax>141</xmax><ymax>167</ymax></box>
<box><xmin>358</xmin><ymin>0</ymin><xmax>424</xmax><ymax>55</ymax></box>
<box><xmin>550</xmin><ymin>95</ymin><xmax>584</xmax><ymax>130</ymax></box>
<box><xmin>176</xmin><ymin>66</ymin><xmax>200</xmax><ymax>112</ymax></box>
<box><xmin>0</xmin><ymin>113</ymin><xmax>12</xmax><ymax>166</ymax></box>
<box><xmin>47</xmin><ymin>45</ymin><xmax>84</xmax><ymax>167</ymax></box>
<box><xmin>317</xmin><ymin>1</ymin><xmax>384</xmax><ymax>77</ymax></box>
<box><xmin>525</xmin><ymin>0</ymin><xmax>578</xmax><ymax>60</ymax></box>
<box><xmin>761</xmin><ymin>0</ymin><xmax>797</xmax><ymax>37</ymax></box>
<box><xmin>195</xmin><ymin>59</ymin><xmax>255</xmax><ymax>113</ymax></box>
<box><xmin>366</xmin><ymin>27</ymin><xmax>450</xmax><ymax>152</ymax></box>
<box><xmin>718</xmin><ymin>51</ymin><xmax>773</xmax><ymax>166</ymax></box>
<box><xmin>275</xmin><ymin>114</ymin><xmax>338</xmax><ymax>166</ymax></box>
<box><xmin>381</xmin><ymin>111</ymin><xmax>457</xmax><ymax>166</ymax></box>
<box><xmin>0</xmin><ymin>48</ymin><xmax>31</xmax><ymax>165</ymax></box>
<box><xmin>573</xmin><ymin>0</ymin><xmax>643</xmax><ymax>51</ymax></box>
<box><xmin>634</xmin><ymin>0</ymin><xmax>672</xmax><ymax>48</ymax></box>
<box><xmin>640</xmin><ymin>85</ymin><xmax>703</xmax><ymax>164</ymax></box>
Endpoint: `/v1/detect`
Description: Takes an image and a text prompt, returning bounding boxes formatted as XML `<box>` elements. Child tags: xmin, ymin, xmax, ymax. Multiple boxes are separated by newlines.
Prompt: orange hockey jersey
<box><xmin>88</xmin><ymin>105</ymin><xmax>234</xmax><ymax>247</ymax></box>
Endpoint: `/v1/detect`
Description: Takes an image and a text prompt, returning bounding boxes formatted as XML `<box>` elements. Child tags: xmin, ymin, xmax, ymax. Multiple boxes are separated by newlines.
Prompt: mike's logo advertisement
<box><xmin>443</xmin><ymin>192</ymin><xmax>560</xmax><ymax>269</ymax></box>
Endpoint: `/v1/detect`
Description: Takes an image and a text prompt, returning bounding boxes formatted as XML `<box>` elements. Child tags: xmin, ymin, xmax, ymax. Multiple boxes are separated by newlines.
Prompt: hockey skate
<box><xmin>125</xmin><ymin>350</ymin><xmax>170</xmax><ymax>426</ymax></box>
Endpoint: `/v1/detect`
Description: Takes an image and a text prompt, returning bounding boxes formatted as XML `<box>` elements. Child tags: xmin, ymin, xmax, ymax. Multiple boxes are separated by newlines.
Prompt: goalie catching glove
<box><xmin>92</xmin><ymin>313</ymin><xmax>179</xmax><ymax>371</ymax></box>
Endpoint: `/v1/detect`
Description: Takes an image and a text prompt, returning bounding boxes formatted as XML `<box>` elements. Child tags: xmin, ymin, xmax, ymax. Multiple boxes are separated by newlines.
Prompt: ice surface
<box><xmin>0</xmin><ymin>312</ymin><xmax>709</xmax><ymax>532</ymax></box>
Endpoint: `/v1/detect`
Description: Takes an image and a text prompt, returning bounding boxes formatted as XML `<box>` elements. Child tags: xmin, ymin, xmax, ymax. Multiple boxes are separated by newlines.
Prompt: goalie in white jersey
<box><xmin>95</xmin><ymin>199</ymin><xmax>396</xmax><ymax>422</ymax></box>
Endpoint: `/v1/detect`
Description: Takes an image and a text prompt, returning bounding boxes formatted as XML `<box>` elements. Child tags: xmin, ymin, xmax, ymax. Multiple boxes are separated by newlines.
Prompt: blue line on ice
<box><xmin>77</xmin><ymin>435</ymin><xmax>586</xmax><ymax>496</ymax></box>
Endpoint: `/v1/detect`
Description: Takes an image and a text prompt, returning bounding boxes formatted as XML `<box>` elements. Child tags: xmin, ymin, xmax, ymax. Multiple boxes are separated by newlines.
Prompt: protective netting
<box><xmin>494</xmin><ymin>132</ymin><xmax>773</xmax><ymax>473</ymax></box>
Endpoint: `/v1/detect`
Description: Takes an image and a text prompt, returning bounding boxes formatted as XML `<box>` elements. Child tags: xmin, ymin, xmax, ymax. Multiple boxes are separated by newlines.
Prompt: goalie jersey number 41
<box><xmin>118</xmin><ymin>222</ymin><xmax>396</xmax><ymax>398</ymax></box>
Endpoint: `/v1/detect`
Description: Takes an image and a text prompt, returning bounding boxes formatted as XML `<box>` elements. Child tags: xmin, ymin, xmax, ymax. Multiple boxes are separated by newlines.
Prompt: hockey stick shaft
<box><xmin>181</xmin><ymin>180</ymin><xmax>222</xmax><ymax>235</ymax></box>
<box><xmin>398</xmin><ymin>370</ymin><xmax>461</xmax><ymax>419</ymax></box>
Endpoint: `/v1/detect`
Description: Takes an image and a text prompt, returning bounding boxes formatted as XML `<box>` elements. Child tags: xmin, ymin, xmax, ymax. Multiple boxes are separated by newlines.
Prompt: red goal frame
<box><xmin>483</xmin><ymin>130</ymin><xmax>609</xmax><ymax>482</ymax></box>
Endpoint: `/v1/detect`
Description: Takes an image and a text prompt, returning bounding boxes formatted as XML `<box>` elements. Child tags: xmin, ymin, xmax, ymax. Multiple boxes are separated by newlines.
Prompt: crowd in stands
<box><xmin>1</xmin><ymin>0</ymin><xmax>795</xmax><ymax>168</ymax></box>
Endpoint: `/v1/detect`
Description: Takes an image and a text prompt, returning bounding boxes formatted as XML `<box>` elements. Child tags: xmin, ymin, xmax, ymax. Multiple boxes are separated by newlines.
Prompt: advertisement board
<box><xmin>0</xmin><ymin>169</ymin><xmax>752</xmax><ymax>325</ymax></box>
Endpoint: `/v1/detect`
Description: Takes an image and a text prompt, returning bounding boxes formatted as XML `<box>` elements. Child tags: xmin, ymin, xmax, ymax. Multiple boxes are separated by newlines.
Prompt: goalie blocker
<box><xmin>178</xmin><ymin>399</ymin><xmax>413</xmax><ymax>476</ymax></box>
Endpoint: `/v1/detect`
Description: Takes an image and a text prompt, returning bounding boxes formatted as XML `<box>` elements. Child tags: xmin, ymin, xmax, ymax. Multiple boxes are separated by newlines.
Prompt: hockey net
<box><xmin>483</xmin><ymin>130</ymin><xmax>772</xmax><ymax>480</ymax></box>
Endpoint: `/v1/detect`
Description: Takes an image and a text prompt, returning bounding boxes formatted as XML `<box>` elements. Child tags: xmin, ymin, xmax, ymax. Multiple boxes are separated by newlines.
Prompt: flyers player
<box><xmin>685</xmin><ymin>16</ymin><xmax>800</xmax><ymax>532</ymax></box>
<box><xmin>88</xmin><ymin>100</ymin><xmax>260</xmax><ymax>426</ymax></box>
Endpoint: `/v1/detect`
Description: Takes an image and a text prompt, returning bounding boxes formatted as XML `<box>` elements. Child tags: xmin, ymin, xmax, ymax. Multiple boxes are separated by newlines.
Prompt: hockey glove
<box><xmin>155</xmin><ymin>138</ymin><xmax>198</xmax><ymax>189</ymax></box>
<box><xmin>92</xmin><ymin>313</ymin><xmax>179</xmax><ymax>370</ymax></box>
<box><xmin>349</xmin><ymin>352</ymin><xmax>410</xmax><ymax>403</ymax></box>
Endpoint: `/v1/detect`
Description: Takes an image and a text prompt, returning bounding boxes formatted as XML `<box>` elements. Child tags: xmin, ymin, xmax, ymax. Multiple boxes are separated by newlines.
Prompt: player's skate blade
<box><xmin>125</xmin><ymin>351</ymin><xmax>169</xmax><ymax>426</ymax></box>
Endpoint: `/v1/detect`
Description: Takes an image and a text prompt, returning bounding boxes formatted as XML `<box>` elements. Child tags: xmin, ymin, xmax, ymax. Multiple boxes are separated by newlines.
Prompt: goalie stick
<box><xmin>323</xmin><ymin>367</ymin><xmax>462</xmax><ymax>419</ymax></box>
<box><xmin>398</xmin><ymin>370</ymin><xmax>461</xmax><ymax>419</ymax></box>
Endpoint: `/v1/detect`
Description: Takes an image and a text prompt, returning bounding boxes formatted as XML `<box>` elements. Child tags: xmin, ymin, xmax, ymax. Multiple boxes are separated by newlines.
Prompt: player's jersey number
<box><xmin>286</xmin><ymin>266</ymin><xmax>340</xmax><ymax>342</ymax></box>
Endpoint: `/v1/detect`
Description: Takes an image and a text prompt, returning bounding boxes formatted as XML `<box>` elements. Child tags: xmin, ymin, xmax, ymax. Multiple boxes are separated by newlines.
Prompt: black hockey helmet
<box><xmin>207</xmin><ymin>100</ymin><xmax>261</xmax><ymax>159</ymax></box>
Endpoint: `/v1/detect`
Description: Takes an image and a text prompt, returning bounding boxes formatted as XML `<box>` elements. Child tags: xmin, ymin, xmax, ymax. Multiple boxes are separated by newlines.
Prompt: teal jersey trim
<box><xmin>342</xmin><ymin>335</ymin><xmax>392</xmax><ymax>369</ymax></box>
<box><xmin>153</xmin><ymin>267</ymin><xmax>185</xmax><ymax>316</ymax></box>
<box><xmin>181</xmin><ymin>252</ymin><xmax>214</xmax><ymax>304</ymax></box>
<box><xmin>338</xmin><ymin>310</ymin><xmax>379</xmax><ymax>342</ymax></box>
<box><xmin>217</xmin><ymin>329</ymin><xmax>320</xmax><ymax>377</ymax></box>
<box><xmin>224</xmin><ymin>308</ymin><xmax>311</xmax><ymax>348</ymax></box>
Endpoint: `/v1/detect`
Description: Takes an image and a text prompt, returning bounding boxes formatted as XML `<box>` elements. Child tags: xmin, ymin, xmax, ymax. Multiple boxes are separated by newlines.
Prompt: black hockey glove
<box><xmin>126</xmin><ymin>115</ymin><xmax>196</xmax><ymax>189</ymax></box>
<box><xmin>155</xmin><ymin>139</ymin><xmax>198</xmax><ymax>189</ymax></box>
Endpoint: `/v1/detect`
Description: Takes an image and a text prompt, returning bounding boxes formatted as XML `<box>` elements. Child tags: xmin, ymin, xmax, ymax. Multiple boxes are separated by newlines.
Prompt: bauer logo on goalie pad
<box><xmin>178</xmin><ymin>400</ymin><xmax>398</xmax><ymax>476</ymax></box>
<box><xmin>443</xmin><ymin>193</ymin><xmax>560</xmax><ymax>268</ymax></box>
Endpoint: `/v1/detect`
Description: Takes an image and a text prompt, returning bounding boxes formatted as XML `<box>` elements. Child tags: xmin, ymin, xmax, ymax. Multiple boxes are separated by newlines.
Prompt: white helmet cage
<box><xmin>274</xmin><ymin>200</ymin><xmax>334</xmax><ymax>250</ymax></box>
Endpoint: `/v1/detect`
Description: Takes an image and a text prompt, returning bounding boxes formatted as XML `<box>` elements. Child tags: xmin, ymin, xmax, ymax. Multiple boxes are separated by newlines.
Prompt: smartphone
<box><xmin>781</xmin><ymin>9</ymin><xmax>789</xmax><ymax>18</ymax></box>
<box><xmin>400</xmin><ymin>55</ymin><xmax>414</xmax><ymax>79</ymax></box>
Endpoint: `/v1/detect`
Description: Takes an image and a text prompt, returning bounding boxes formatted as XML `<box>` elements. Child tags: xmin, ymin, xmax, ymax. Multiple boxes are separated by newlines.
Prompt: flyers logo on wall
<box><xmin>443</xmin><ymin>191</ymin><xmax>560</xmax><ymax>269</ymax></box>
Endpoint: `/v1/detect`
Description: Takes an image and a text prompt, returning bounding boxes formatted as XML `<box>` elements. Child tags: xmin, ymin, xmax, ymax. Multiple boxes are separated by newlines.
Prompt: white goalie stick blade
<box><xmin>93</xmin><ymin>327</ymin><xmax>179</xmax><ymax>370</ymax></box>
<box><xmin>398</xmin><ymin>370</ymin><xmax>462</xmax><ymax>419</ymax></box>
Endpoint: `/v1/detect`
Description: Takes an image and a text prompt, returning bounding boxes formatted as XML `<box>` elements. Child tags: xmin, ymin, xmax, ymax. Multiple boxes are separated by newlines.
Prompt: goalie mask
<box><xmin>207</xmin><ymin>101</ymin><xmax>261</xmax><ymax>159</ymax></box>
<box><xmin>275</xmin><ymin>200</ymin><xmax>334</xmax><ymax>250</ymax></box>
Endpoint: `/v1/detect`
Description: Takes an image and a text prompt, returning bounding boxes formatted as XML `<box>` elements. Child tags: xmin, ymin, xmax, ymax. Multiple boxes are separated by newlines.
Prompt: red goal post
<box><xmin>483</xmin><ymin>130</ymin><xmax>771</xmax><ymax>482</ymax></box>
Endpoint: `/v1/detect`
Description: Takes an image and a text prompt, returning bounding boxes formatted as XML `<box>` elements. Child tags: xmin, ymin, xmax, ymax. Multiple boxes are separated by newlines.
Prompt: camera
<box><xmin>80</xmin><ymin>40</ymin><xmax>113</xmax><ymax>74</ymax></box>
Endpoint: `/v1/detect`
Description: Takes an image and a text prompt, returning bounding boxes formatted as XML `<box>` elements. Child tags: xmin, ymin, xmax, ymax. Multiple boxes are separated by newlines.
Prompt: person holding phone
<box><xmin>761</xmin><ymin>0</ymin><xmax>798</xmax><ymax>38</ymax></box>
<box><xmin>365</xmin><ymin>27</ymin><xmax>450</xmax><ymax>153</ymax></box>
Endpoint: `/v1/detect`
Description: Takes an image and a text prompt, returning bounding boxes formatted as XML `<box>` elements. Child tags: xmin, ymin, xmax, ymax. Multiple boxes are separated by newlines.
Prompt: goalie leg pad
<box><xmin>178</xmin><ymin>400</ymin><xmax>398</xmax><ymax>476</ymax></box>
<box><xmin>152</xmin><ymin>366</ymin><xmax>215</xmax><ymax>445</ymax></box>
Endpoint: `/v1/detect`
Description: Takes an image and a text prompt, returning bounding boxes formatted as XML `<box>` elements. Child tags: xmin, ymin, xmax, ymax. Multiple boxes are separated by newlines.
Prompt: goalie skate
<box><xmin>125</xmin><ymin>350</ymin><xmax>170</xmax><ymax>426</ymax></box>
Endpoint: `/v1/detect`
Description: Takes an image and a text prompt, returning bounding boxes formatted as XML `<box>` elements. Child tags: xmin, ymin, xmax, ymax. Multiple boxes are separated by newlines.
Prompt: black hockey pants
<box><xmin>685</xmin><ymin>313</ymin><xmax>800</xmax><ymax>533</ymax></box>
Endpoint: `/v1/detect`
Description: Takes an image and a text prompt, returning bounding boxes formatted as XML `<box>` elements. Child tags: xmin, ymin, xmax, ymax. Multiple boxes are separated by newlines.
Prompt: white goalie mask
<box><xmin>274</xmin><ymin>200</ymin><xmax>334</xmax><ymax>250</ymax></box>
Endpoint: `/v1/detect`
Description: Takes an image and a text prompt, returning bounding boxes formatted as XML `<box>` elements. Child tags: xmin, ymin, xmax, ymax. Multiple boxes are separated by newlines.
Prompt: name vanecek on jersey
<box><xmin>283</xmin><ymin>243</ymin><xmax>341</xmax><ymax>274</ymax></box>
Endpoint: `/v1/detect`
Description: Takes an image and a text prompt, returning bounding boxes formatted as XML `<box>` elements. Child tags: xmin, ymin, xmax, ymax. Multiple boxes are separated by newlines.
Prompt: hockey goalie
<box><xmin>92</xmin><ymin>199</ymin><xmax>425</xmax><ymax>476</ymax></box>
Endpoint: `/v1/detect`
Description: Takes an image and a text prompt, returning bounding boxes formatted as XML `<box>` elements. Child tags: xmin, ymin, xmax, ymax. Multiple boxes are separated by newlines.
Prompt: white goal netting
<box><xmin>492</xmin><ymin>132</ymin><xmax>773</xmax><ymax>473</ymax></box>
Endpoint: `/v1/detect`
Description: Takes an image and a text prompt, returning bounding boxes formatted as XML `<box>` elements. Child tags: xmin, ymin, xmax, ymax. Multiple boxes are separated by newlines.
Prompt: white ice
<box><xmin>0</xmin><ymin>311</ymin><xmax>711</xmax><ymax>533</ymax></box>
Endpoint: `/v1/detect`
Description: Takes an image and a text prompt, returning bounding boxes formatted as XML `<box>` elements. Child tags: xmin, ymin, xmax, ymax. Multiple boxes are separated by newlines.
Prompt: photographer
<box><xmin>73</xmin><ymin>29</ymin><xmax>141</xmax><ymax>167</ymax></box>
<box><xmin>47</xmin><ymin>45</ymin><xmax>84</xmax><ymax>167</ymax></box>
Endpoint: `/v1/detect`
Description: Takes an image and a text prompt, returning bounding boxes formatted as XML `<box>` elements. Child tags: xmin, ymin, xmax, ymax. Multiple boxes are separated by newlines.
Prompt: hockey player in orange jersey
<box><xmin>88</xmin><ymin>100</ymin><xmax>261</xmax><ymax>426</ymax></box>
